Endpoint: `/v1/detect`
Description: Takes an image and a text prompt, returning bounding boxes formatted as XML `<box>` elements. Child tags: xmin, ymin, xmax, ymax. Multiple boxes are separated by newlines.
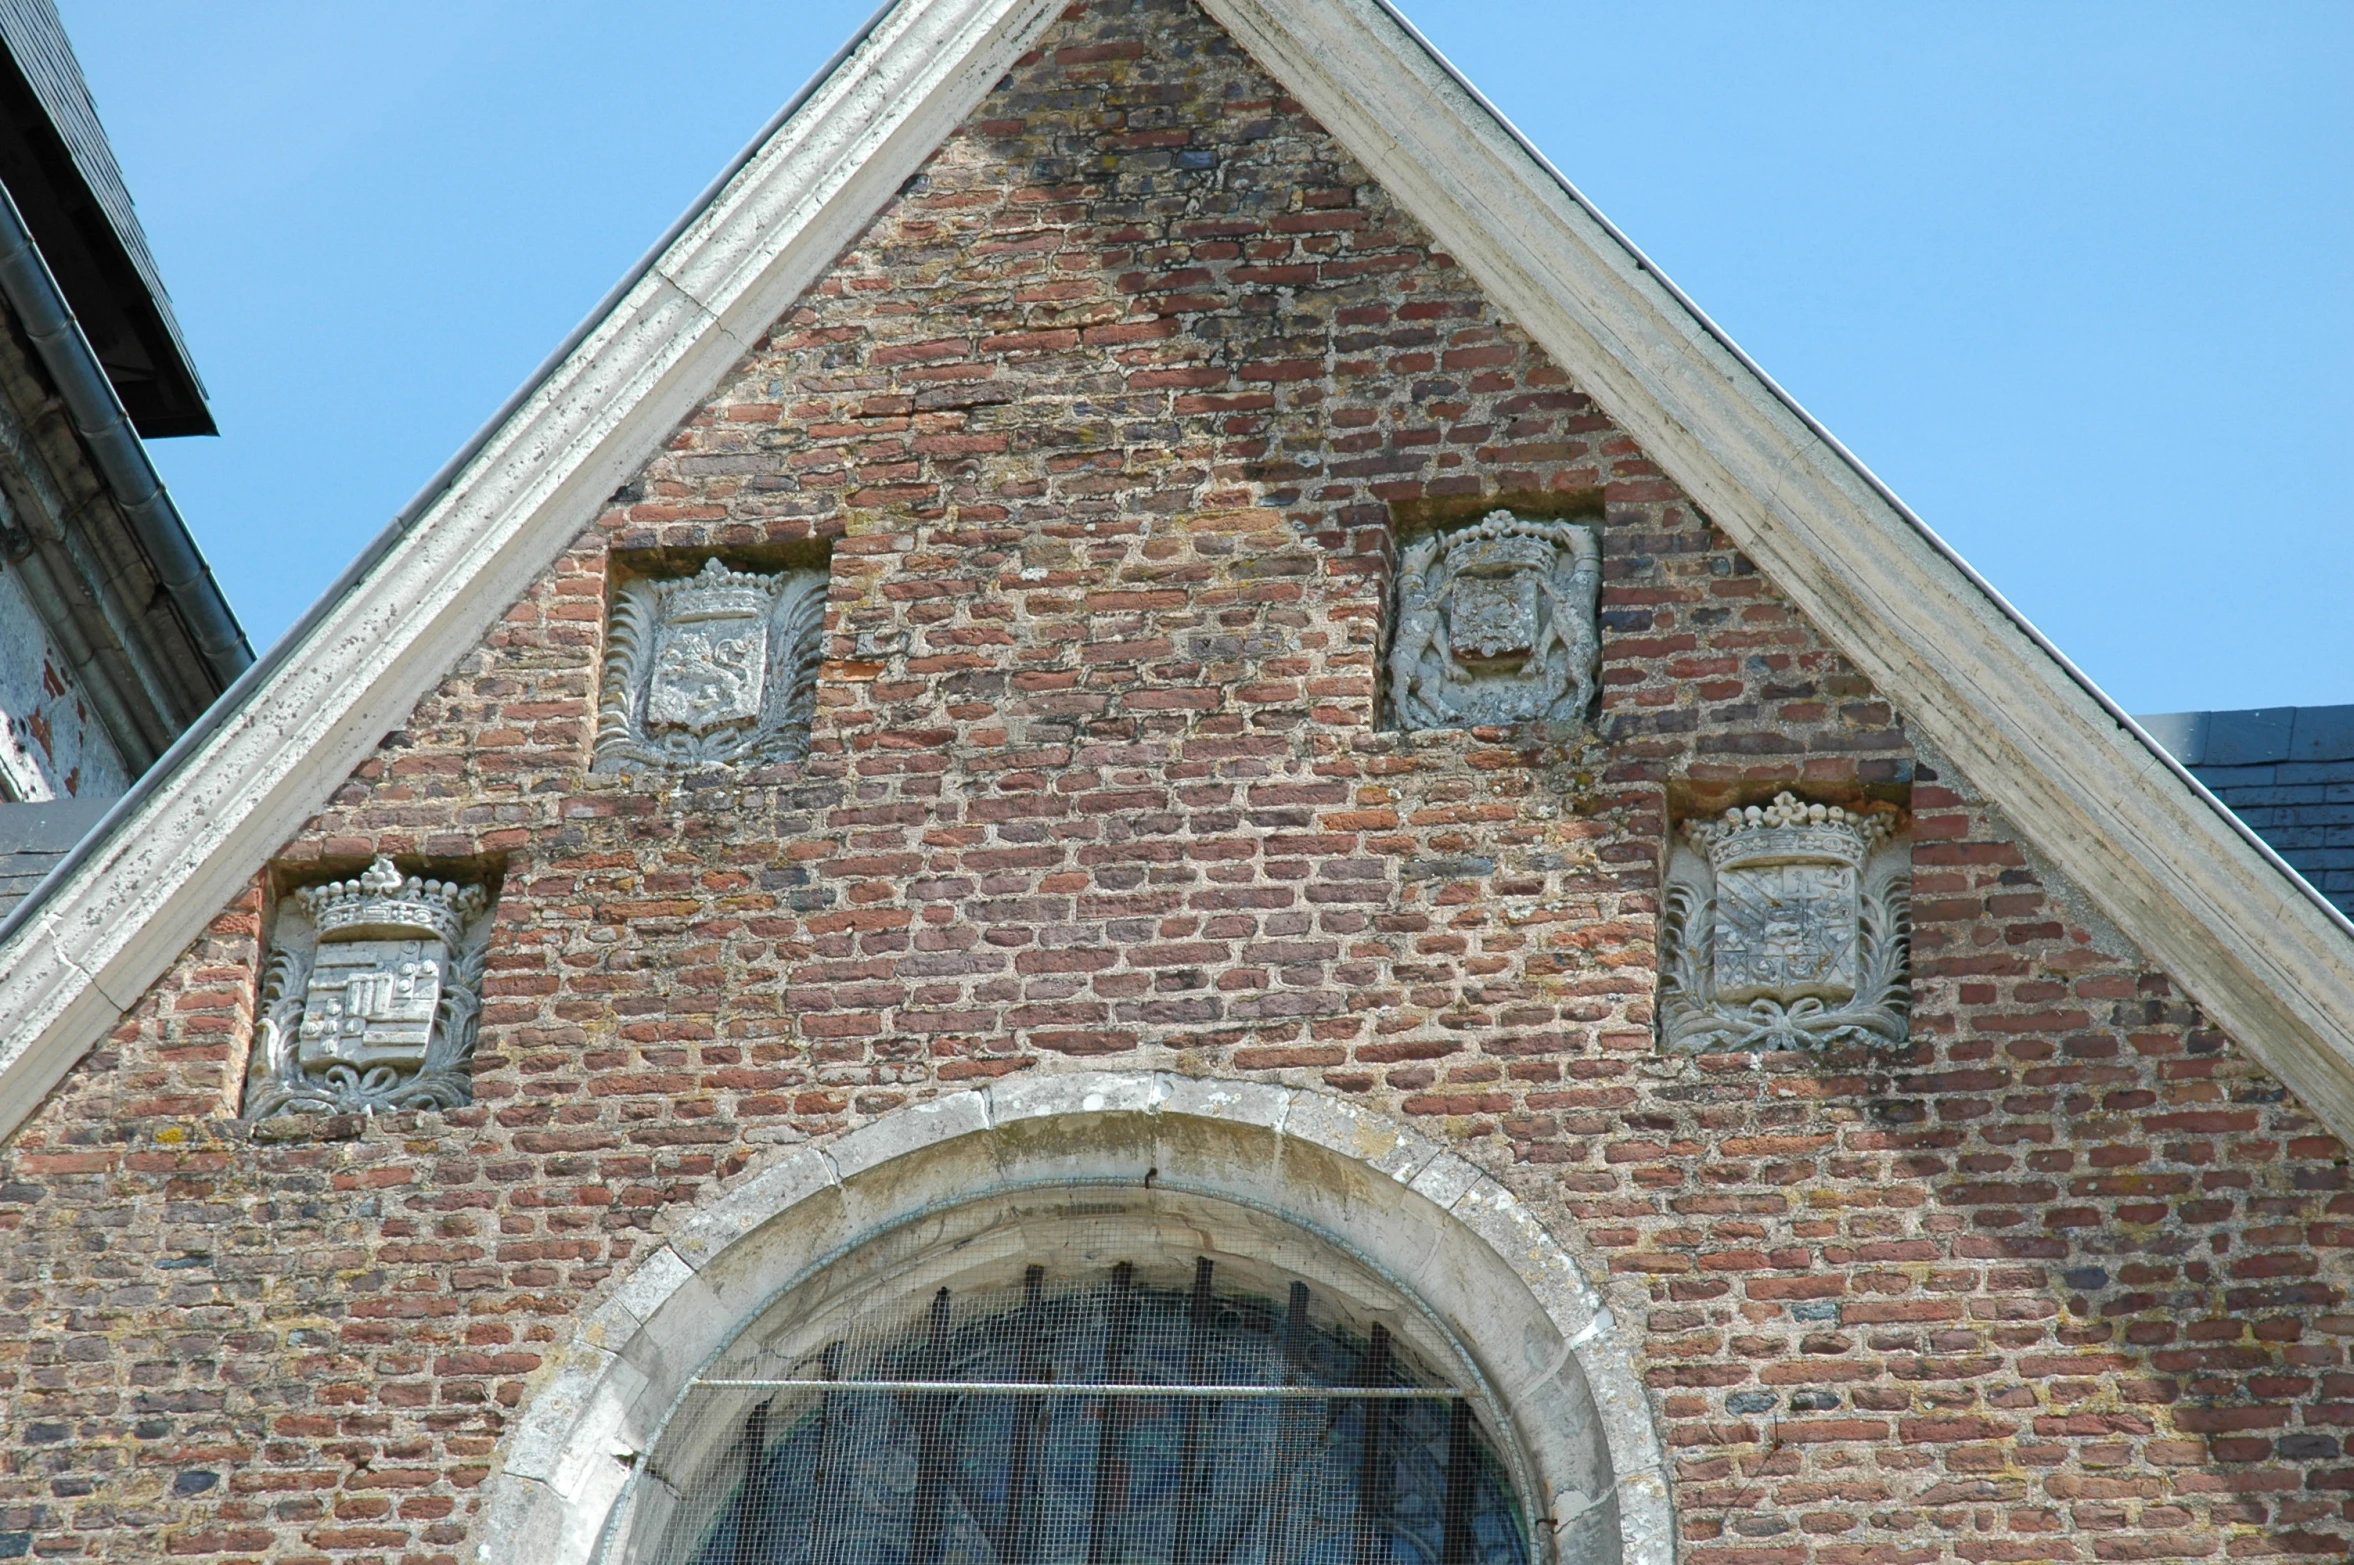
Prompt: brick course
<box><xmin>0</xmin><ymin>2</ymin><xmax>2348</xmax><ymax>1561</ymax></box>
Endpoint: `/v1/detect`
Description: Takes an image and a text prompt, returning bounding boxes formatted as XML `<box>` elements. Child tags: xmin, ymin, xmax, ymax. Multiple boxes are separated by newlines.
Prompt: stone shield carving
<box><xmin>1660</xmin><ymin>793</ymin><xmax>1910</xmax><ymax>1052</ymax></box>
<box><xmin>595</xmin><ymin>558</ymin><xmax>828</xmax><ymax>770</ymax></box>
<box><xmin>244</xmin><ymin>857</ymin><xmax>494</xmax><ymax>1118</ymax></box>
<box><xmin>1389</xmin><ymin>511</ymin><xmax>1601</xmax><ymax>730</ymax></box>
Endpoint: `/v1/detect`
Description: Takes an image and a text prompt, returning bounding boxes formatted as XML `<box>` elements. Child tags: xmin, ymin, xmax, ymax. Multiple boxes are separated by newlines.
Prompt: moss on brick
<box><xmin>0</xmin><ymin>1</ymin><xmax>2347</xmax><ymax>1560</ymax></box>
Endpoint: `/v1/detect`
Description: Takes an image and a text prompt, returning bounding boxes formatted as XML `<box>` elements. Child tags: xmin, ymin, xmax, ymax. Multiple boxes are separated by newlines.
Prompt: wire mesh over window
<box><xmin>642</xmin><ymin>1254</ymin><xmax>1533</xmax><ymax>1565</ymax></box>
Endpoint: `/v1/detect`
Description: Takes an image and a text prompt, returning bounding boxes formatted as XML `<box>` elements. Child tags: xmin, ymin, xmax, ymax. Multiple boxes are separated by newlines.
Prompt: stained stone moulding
<box><xmin>1389</xmin><ymin>510</ymin><xmax>1601</xmax><ymax>730</ymax></box>
<box><xmin>595</xmin><ymin>558</ymin><xmax>828</xmax><ymax>771</ymax></box>
<box><xmin>1659</xmin><ymin>792</ymin><xmax>1911</xmax><ymax>1053</ymax></box>
<box><xmin>242</xmin><ymin>856</ymin><xmax>495</xmax><ymax>1118</ymax></box>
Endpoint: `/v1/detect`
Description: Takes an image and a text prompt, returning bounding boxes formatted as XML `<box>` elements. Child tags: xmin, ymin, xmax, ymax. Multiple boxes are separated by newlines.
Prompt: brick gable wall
<box><xmin>0</xmin><ymin>2</ymin><xmax>2347</xmax><ymax>1559</ymax></box>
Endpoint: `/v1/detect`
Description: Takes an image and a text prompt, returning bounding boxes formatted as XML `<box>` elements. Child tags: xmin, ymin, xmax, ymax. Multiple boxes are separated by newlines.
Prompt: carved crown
<box><xmin>1439</xmin><ymin>512</ymin><xmax>1563</xmax><ymax>576</ymax></box>
<box><xmin>1448</xmin><ymin>534</ymin><xmax>1554</xmax><ymax>577</ymax></box>
<box><xmin>1684</xmin><ymin>792</ymin><xmax>1889</xmax><ymax>874</ymax></box>
<box><xmin>298</xmin><ymin>856</ymin><xmax>485</xmax><ymax>946</ymax></box>
<box><xmin>656</xmin><ymin>558</ymin><xmax>781</xmax><ymax>624</ymax></box>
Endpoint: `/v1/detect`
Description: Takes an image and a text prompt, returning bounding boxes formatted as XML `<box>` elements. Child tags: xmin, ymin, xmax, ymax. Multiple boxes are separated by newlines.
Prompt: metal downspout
<box><xmin>0</xmin><ymin>180</ymin><xmax>249</xmax><ymax>686</ymax></box>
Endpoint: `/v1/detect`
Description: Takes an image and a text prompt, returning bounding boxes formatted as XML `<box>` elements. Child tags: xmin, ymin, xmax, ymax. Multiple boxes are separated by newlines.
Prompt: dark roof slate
<box><xmin>0</xmin><ymin>0</ymin><xmax>209</xmax><ymax>434</ymax></box>
<box><xmin>2143</xmin><ymin>705</ymin><xmax>2354</xmax><ymax>918</ymax></box>
<box><xmin>0</xmin><ymin>795</ymin><xmax>108</xmax><ymax>918</ymax></box>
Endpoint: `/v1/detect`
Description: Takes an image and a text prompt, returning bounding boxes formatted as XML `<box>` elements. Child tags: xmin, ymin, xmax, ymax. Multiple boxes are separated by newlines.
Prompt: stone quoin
<box><xmin>0</xmin><ymin>2</ymin><xmax>2350</xmax><ymax>1563</ymax></box>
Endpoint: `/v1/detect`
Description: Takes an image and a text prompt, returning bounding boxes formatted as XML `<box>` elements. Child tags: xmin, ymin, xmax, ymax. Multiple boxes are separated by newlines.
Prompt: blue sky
<box><xmin>58</xmin><ymin>1</ymin><xmax>2353</xmax><ymax>714</ymax></box>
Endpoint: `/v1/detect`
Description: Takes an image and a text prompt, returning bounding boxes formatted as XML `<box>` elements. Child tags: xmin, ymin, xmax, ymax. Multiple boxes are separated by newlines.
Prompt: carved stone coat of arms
<box><xmin>1389</xmin><ymin>511</ymin><xmax>1601</xmax><ymax>730</ymax></box>
<box><xmin>596</xmin><ymin>558</ymin><xmax>829</xmax><ymax>770</ymax></box>
<box><xmin>244</xmin><ymin>856</ymin><xmax>494</xmax><ymax>1118</ymax></box>
<box><xmin>1660</xmin><ymin>793</ymin><xmax>1910</xmax><ymax>1052</ymax></box>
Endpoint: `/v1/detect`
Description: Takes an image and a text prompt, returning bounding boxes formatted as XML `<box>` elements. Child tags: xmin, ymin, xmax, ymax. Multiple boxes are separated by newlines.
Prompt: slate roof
<box><xmin>2143</xmin><ymin>705</ymin><xmax>2354</xmax><ymax>918</ymax></box>
<box><xmin>0</xmin><ymin>795</ymin><xmax>107</xmax><ymax>918</ymax></box>
<box><xmin>0</xmin><ymin>0</ymin><xmax>210</xmax><ymax>434</ymax></box>
<box><xmin>6</xmin><ymin>0</ymin><xmax>2354</xmax><ymax>1180</ymax></box>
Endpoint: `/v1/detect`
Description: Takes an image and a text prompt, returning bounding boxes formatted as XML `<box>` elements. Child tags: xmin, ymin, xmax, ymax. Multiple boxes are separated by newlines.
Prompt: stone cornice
<box><xmin>0</xmin><ymin>0</ymin><xmax>1062</xmax><ymax>1142</ymax></box>
<box><xmin>0</xmin><ymin>0</ymin><xmax>2349</xmax><ymax>1299</ymax></box>
<box><xmin>1196</xmin><ymin>0</ymin><xmax>2354</xmax><ymax>1144</ymax></box>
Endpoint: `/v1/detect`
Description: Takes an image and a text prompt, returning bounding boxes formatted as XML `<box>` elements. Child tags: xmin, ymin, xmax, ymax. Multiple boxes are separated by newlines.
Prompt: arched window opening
<box><xmin>636</xmin><ymin>1239</ymin><xmax>1536</xmax><ymax>1565</ymax></box>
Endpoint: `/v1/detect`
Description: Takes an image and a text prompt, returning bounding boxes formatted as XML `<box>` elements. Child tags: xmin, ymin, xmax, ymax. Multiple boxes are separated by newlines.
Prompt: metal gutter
<box><xmin>0</xmin><ymin>0</ymin><xmax>901</xmax><ymax>956</ymax></box>
<box><xmin>0</xmin><ymin>0</ymin><xmax>211</xmax><ymax>431</ymax></box>
<box><xmin>0</xmin><ymin>178</ymin><xmax>246</xmax><ymax>681</ymax></box>
<box><xmin>10</xmin><ymin>0</ymin><xmax>2336</xmax><ymax>970</ymax></box>
<box><xmin>1367</xmin><ymin>0</ymin><xmax>2354</xmax><ymax>944</ymax></box>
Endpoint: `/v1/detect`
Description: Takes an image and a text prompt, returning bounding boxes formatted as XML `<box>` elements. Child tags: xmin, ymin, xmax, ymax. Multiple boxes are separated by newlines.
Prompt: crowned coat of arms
<box><xmin>1660</xmin><ymin>794</ymin><xmax>1910</xmax><ymax>1052</ymax></box>
<box><xmin>244</xmin><ymin>856</ymin><xmax>494</xmax><ymax>1118</ymax></box>
<box><xmin>1389</xmin><ymin>512</ymin><xmax>1602</xmax><ymax>730</ymax></box>
<box><xmin>596</xmin><ymin>558</ymin><xmax>830</xmax><ymax>770</ymax></box>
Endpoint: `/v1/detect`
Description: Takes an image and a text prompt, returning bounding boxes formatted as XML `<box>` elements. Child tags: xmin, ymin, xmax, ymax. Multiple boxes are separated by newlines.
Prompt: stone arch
<box><xmin>476</xmin><ymin>1074</ymin><xmax>1672</xmax><ymax>1565</ymax></box>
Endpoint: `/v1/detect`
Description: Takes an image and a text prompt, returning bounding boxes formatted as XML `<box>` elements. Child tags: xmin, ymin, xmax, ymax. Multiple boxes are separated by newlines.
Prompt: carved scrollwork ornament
<box><xmin>595</xmin><ymin>558</ymin><xmax>829</xmax><ymax>771</ymax></box>
<box><xmin>1388</xmin><ymin>510</ymin><xmax>1601</xmax><ymax>730</ymax></box>
<box><xmin>1660</xmin><ymin>793</ymin><xmax>1911</xmax><ymax>1053</ymax></box>
<box><xmin>243</xmin><ymin>857</ymin><xmax>495</xmax><ymax>1119</ymax></box>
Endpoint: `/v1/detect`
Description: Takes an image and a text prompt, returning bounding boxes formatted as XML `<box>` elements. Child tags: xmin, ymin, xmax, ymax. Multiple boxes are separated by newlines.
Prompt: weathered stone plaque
<box><xmin>244</xmin><ymin>856</ymin><xmax>492</xmax><ymax>1118</ymax></box>
<box><xmin>1389</xmin><ymin>511</ymin><xmax>1601</xmax><ymax>730</ymax></box>
<box><xmin>298</xmin><ymin>939</ymin><xmax>442</xmax><ymax>1067</ymax></box>
<box><xmin>596</xmin><ymin>558</ymin><xmax>828</xmax><ymax>770</ymax></box>
<box><xmin>1660</xmin><ymin>793</ymin><xmax>1909</xmax><ymax>1052</ymax></box>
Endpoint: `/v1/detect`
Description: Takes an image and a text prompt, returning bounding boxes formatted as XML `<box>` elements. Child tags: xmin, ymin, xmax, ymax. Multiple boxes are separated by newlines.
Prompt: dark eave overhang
<box><xmin>0</xmin><ymin>0</ymin><xmax>210</xmax><ymax>437</ymax></box>
<box><xmin>0</xmin><ymin>177</ymin><xmax>249</xmax><ymax>692</ymax></box>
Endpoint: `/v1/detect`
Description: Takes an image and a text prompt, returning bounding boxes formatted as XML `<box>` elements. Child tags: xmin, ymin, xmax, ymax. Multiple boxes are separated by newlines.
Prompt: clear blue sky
<box><xmin>57</xmin><ymin>1</ymin><xmax>2353</xmax><ymax>715</ymax></box>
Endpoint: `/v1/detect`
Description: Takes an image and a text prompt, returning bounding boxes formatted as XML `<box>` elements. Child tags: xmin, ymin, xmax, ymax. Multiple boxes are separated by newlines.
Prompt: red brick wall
<box><xmin>0</xmin><ymin>2</ymin><xmax>2346</xmax><ymax>1559</ymax></box>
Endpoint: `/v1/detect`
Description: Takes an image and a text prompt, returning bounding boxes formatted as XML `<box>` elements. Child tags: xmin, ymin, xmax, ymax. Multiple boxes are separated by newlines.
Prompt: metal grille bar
<box><xmin>647</xmin><ymin>1253</ymin><xmax>1532</xmax><ymax>1565</ymax></box>
<box><xmin>689</xmin><ymin>1381</ymin><xmax>1470</xmax><ymax>1399</ymax></box>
